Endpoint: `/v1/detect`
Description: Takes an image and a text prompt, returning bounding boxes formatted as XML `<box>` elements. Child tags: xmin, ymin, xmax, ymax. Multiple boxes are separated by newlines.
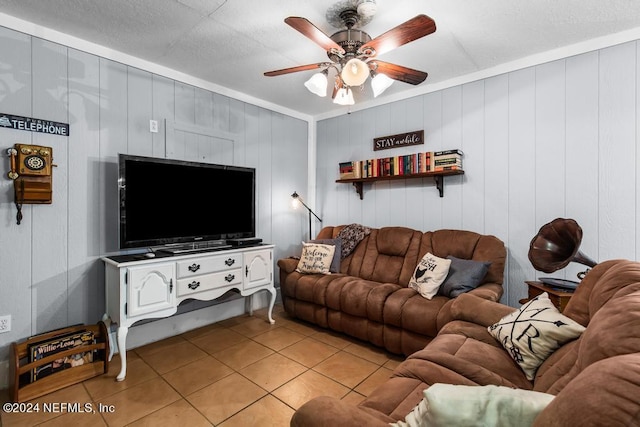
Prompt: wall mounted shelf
<box><xmin>336</xmin><ymin>170</ymin><xmax>464</xmax><ymax>199</ymax></box>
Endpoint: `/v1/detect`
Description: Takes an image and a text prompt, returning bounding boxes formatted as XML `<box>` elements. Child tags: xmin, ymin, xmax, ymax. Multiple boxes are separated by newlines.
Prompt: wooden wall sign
<box><xmin>373</xmin><ymin>130</ymin><xmax>424</xmax><ymax>151</ymax></box>
<box><xmin>0</xmin><ymin>113</ymin><xmax>69</xmax><ymax>136</ymax></box>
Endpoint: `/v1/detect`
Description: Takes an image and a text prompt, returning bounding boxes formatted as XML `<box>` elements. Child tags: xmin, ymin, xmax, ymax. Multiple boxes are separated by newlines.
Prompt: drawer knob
<box><xmin>188</xmin><ymin>281</ymin><xmax>200</xmax><ymax>290</ymax></box>
<box><xmin>188</xmin><ymin>263</ymin><xmax>201</xmax><ymax>272</ymax></box>
<box><xmin>225</xmin><ymin>258</ymin><xmax>235</xmax><ymax>266</ymax></box>
<box><xmin>225</xmin><ymin>274</ymin><xmax>235</xmax><ymax>283</ymax></box>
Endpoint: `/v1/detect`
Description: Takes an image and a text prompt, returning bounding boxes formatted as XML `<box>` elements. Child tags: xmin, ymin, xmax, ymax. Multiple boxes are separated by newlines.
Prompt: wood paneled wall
<box><xmin>317</xmin><ymin>41</ymin><xmax>640</xmax><ymax>307</ymax></box>
<box><xmin>0</xmin><ymin>26</ymin><xmax>308</xmax><ymax>374</ymax></box>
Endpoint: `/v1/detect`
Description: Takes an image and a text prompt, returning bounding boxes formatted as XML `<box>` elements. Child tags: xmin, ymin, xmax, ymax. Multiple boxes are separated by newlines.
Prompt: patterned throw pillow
<box><xmin>488</xmin><ymin>292</ymin><xmax>586</xmax><ymax>380</ymax></box>
<box><xmin>408</xmin><ymin>253</ymin><xmax>452</xmax><ymax>300</ymax></box>
<box><xmin>335</xmin><ymin>224</ymin><xmax>372</xmax><ymax>259</ymax></box>
<box><xmin>295</xmin><ymin>242</ymin><xmax>336</xmax><ymax>275</ymax></box>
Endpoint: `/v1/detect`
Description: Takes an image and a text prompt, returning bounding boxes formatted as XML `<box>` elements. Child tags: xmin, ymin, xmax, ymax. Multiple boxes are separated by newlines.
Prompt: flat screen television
<box><xmin>118</xmin><ymin>154</ymin><xmax>255</xmax><ymax>250</ymax></box>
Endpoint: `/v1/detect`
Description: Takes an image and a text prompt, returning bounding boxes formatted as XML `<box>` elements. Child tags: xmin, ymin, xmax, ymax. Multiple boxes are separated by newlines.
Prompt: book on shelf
<box><xmin>28</xmin><ymin>330</ymin><xmax>95</xmax><ymax>382</ymax></box>
<box><xmin>338</xmin><ymin>149</ymin><xmax>462</xmax><ymax>180</ymax></box>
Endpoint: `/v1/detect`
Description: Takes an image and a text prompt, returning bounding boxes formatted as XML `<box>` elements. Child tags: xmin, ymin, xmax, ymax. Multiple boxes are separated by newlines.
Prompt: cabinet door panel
<box><xmin>127</xmin><ymin>263</ymin><xmax>175</xmax><ymax>318</ymax></box>
<box><xmin>244</xmin><ymin>250</ymin><xmax>273</xmax><ymax>290</ymax></box>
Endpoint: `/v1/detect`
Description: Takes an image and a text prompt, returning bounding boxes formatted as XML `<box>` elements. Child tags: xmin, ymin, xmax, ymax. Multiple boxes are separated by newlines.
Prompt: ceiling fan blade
<box><xmin>360</xmin><ymin>14</ymin><xmax>436</xmax><ymax>57</ymax></box>
<box><xmin>372</xmin><ymin>61</ymin><xmax>428</xmax><ymax>85</ymax></box>
<box><xmin>264</xmin><ymin>63</ymin><xmax>328</xmax><ymax>77</ymax></box>
<box><xmin>285</xmin><ymin>17</ymin><xmax>345</xmax><ymax>55</ymax></box>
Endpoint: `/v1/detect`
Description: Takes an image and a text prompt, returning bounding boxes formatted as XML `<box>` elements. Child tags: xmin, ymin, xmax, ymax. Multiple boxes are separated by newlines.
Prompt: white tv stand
<box><xmin>102</xmin><ymin>244</ymin><xmax>275</xmax><ymax>381</ymax></box>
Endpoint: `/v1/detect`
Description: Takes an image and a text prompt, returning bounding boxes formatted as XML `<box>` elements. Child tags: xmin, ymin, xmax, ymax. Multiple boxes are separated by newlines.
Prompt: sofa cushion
<box><xmin>488</xmin><ymin>293</ymin><xmax>586</xmax><ymax>380</ymax></box>
<box><xmin>438</xmin><ymin>256</ymin><xmax>491</xmax><ymax>298</ymax></box>
<box><xmin>296</xmin><ymin>242</ymin><xmax>335</xmax><ymax>274</ymax></box>
<box><xmin>309</xmin><ymin>238</ymin><xmax>342</xmax><ymax>273</ymax></box>
<box><xmin>392</xmin><ymin>383</ymin><xmax>554</xmax><ymax>427</ymax></box>
<box><xmin>408</xmin><ymin>253</ymin><xmax>451</xmax><ymax>299</ymax></box>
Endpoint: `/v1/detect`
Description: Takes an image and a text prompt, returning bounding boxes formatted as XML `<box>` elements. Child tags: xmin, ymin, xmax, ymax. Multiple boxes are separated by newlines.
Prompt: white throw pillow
<box><xmin>408</xmin><ymin>253</ymin><xmax>451</xmax><ymax>299</ymax></box>
<box><xmin>488</xmin><ymin>292</ymin><xmax>586</xmax><ymax>380</ymax></box>
<box><xmin>390</xmin><ymin>383</ymin><xmax>555</xmax><ymax>427</ymax></box>
<box><xmin>295</xmin><ymin>242</ymin><xmax>335</xmax><ymax>275</ymax></box>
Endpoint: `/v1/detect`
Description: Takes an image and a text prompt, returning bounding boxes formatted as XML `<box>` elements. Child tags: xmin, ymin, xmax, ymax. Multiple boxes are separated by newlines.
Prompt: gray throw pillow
<box><xmin>309</xmin><ymin>238</ymin><xmax>342</xmax><ymax>273</ymax></box>
<box><xmin>438</xmin><ymin>256</ymin><xmax>491</xmax><ymax>298</ymax></box>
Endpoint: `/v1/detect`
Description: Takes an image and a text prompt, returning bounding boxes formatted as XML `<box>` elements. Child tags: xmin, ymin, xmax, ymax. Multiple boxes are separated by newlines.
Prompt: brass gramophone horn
<box><xmin>528</xmin><ymin>218</ymin><xmax>597</xmax><ymax>278</ymax></box>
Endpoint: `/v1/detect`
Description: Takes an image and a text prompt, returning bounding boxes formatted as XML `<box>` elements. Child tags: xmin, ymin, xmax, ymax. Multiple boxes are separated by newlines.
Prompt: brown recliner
<box><xmin>290</xmin><ymin>259</ymin><xmax>640</xmax><ymax>426</ymax></box>
<box><xmin>278</xmin><ymin>225</ymin><xmax>507</xmax><ymax>356</ymax></box>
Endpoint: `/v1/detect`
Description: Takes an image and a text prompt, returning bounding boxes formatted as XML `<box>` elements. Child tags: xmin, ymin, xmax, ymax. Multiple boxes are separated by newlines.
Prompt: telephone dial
<box><xmin>7</xmin><ymin>143</ymin><xmax>55</xmax><ymax>224</ymax></box>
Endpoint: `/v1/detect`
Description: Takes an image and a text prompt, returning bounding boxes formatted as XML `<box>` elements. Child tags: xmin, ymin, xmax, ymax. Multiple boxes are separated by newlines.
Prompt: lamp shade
<box><xmin>371</xmin><ymin>72</ymin><xmax>394</xmax><ymax>97</ymax></box>
<box><xmin>341</xmin><ymin>58</ymin><xmax>369</xmax><ymax>87</ymax></box>
<box><xmin>333</xmin><ymin>87</ymin><xmax>355</xmax><ymax>105</ymax></box>
<box><xmin>304</xmin><ymin>72</ymin><xmax>328</xmax><ymax>97</ymax></box>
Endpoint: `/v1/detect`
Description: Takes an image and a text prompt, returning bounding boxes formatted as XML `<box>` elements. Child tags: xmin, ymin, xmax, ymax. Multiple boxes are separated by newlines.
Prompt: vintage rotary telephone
<box><xmin>6</xmin><ymin>143</ymin><xmax>55</xmax><ymax>224</ymax></box>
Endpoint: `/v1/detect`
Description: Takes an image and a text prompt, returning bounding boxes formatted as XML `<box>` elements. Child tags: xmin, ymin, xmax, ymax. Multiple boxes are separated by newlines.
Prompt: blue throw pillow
<box><xmin>438</xmin><ymin>256</ymin><xmax>491</xmax><ymax>298</ymax></box>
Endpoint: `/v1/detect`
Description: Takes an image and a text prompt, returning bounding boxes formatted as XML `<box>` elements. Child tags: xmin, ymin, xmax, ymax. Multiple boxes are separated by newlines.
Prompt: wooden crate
<box><xmin>10</xmin><ymin>322</ymin><xmax>109</xmax><ymax>402</ymax></box>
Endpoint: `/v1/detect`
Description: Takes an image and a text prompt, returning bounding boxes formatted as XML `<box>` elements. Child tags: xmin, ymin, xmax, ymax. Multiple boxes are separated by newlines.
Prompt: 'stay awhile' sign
<box><xmin>0</xmin><ymin>113</ymin><xmax>69</xmax><ymax>136</ymax></box>
<box><xmin>373</xmin><ymin>130</ymin><xmax>424</xmax><ymax>151</ymax></box>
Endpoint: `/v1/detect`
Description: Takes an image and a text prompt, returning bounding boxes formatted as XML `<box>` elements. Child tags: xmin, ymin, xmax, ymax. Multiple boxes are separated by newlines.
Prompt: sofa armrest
<box><xmin>451</xmin><ymin>293</ymin><xmax>516</xmax><ymax>328</ymax></box>
<box><xmin>291</xmin><ymin>396</ymin><xmax>392</xmax><ymax>427</ymax></box>
<box><xmin>277</xmin><ymin>257</ymin><xmax>299</xmax><ymax>274</ymax></box>
<box><xmin>466</xmin><ymin>282</ymin><xmax>503</xmax><ymax>302</ymax></box>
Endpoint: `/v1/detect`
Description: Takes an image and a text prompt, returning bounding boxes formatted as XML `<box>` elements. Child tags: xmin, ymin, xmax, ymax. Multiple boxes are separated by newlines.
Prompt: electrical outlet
<box><xmin>149</xmin><ymin>119</ymin><xmax>159</xmax><ymax>133</ymax></box>
<box><xmin>0</xmin><ymin>315</ymin><xmax>11</xmax><ymax>333</ymax></box>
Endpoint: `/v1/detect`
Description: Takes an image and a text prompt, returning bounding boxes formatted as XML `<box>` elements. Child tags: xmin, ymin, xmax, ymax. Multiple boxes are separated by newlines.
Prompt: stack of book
<box><xmin>338</xmin><ymin>149</ymin><xmax>463</xmax><ymax>179</ymax></box>
<box><xmin>433</xmin><ymin>149</ymin><xmax>463</xmax><ymax>172</ymax></box>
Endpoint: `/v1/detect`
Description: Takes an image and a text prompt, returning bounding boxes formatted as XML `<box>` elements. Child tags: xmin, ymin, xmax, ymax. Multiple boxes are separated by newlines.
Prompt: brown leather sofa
<box><xmin>278</xmin><ymin>225</ymin><xmax>507</xmax><ymax>356</ymax></box>
<box><xmin>291</xmin><ymin>259</ymin><xmax>640</xmax><ymax>426</ymax></box>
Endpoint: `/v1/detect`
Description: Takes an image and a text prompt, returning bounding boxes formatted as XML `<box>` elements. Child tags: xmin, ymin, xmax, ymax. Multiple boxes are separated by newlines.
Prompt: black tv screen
<box><xmin>119</xmin><ymin>154</ymin><xmax>255</xmax><ymax>249</ymax></box>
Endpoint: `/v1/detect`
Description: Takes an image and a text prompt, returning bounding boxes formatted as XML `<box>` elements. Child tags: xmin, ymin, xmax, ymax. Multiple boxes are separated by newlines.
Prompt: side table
<box><xmin>520</xmin><ymin>281</ymin><xmax>574</xmax><ymax>312</ymax></box>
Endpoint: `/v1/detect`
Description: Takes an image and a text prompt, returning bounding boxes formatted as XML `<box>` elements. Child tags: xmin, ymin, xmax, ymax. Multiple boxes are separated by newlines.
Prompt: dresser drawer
<box><xmin>176</xmin><ymin>253</ymin><xmax>242</xmax><ymax>278</ymax></box>
<box><xmin>177</xmin><ymin>268</ymin><xmax>242</xmax><ymax>297</ymax></box>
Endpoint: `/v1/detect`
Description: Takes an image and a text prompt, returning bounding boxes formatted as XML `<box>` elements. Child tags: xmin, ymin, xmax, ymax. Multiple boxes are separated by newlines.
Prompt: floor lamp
<box><xmin>291</xmin><ymin>191</ymin><xmax>322</xmax><ymax>239</ymax></box>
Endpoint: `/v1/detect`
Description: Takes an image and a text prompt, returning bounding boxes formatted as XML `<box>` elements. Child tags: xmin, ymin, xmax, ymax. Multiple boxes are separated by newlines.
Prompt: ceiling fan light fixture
<box><xmin>304</xmin><ymin>70</ymin><xmax>329</xmax><ymax>97</ymax></box>
<box><xmin>341</xmin><ymin>58</ymin><xmax>369</xmax><ymax>87</ymax></box>
<box><xmin>333</xmin><ymin>86</ymin><xmax>355</xmax><ymax>105</ymax></box>
<box><xmin>371</xmin><ymin>72</ymin><xmax>394</xmax><ymax>97</ymax></box>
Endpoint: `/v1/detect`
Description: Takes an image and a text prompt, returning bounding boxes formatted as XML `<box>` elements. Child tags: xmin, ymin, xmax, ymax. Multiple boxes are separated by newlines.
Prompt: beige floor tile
<box><xmin>343</xmin><ymin>341</ymin><xmax>394</xmax><ymax>365</ymax></box>
<box><xmin>272</xmin><ymin>370</ymin><xmax>350</xmax><ymax>410</ymax></box>
<box><xmin>279</xmin><ymin>337</ymin><xmax>340</xmax><ymax>368</ymax></box>
<box><xmin>313</xmin><ymin>351</ymin><xmax>379</xmax><ymax>388</ymax></box>
<box><xmin>189</xmin><ymin>328</ymin><xmax>248</xmax><ymax>354</ymax></box>
<box><xmin>354</xmin><ymin>366</ymin><xmax>394</xmax><ymax>396</ymax></box>
<box><xmin>251</xmin><ymin>327</ymin><xmax>305</xmax><ymax>351</ymax></box>
<box><xmin>239</xmin><ymin>353</ymin><xmax>307</xmax><ymax>392</ymax></box>
<box><xmin>342</xmin><ymin>390</ymin><xmax>366</xmax><ymax>406</ymax></box>
<box><xmin>384</xmin><ymin>355</ymin><xmax>405</xmax><ymax>370</ymax></box>
<box><xmin>140</xmin><ymin>340</ymin><xmax>208</xmax><ymax>374</ymax></box>
<box><xmin>212</xmin><ymin>340</ymin><xmax>274</xmax><ymax>371</ymax></box>
<box><xmin>37</xmin><ymin>408</ymin><xmax>107</xmax><ymax>427</ymax></box>
<box><xmin>219</xmin><ymin>395</ymin><xmax>294</xmax><ymax>427</ymax></box>
<box><xmin>127</xmin><ymin>399</ymin><xmax>211</xmax><ymax>427</ymax></box>
<box><xmin>97</xmin><ymin>377</ymin><xmax>181</xmax><ymax>427</ymax></box>
<box><xmin>274</xmin><ymin>317</ymin><xmax>321</xmax><ymax>336</ymax></box>
<box><xmin>310</xmin><ymin>329</ymin><xmax>356</xmax><ymax>349</ymax></box>
<box><xmin>83</xmin><ymin>357</ymin><xmax>158</xmax><ymax>400</ymax></box>
<box><xmin>187</xmin><ymin>373</ymin><xmax>267</xmax><ymax>425</ymax></box>
<box><xmin>133</xmin><ymin>336</ymin><xmax>186</xmax><ymax>359</ymax></box>
<box><xmin>229</xmin><ymin>316</ymin><xmax>279</xmax><ymax>338</ymax></box>
<box><xmin>162</xmin><ymin>355</ymin><xmax>234</xmax><ymax>396</ymax></box>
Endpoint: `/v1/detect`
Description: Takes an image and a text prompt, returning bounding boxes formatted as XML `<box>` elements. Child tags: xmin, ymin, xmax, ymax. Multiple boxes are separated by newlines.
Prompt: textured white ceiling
<box><xmin>2</xmin><ymin>0</ymin><xmax>640</xmax><ymax>118</ymax></box>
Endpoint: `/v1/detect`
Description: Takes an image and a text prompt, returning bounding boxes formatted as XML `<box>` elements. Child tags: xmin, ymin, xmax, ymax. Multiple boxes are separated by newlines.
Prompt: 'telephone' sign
<box><xmin>0</xmin><ymin>113</ymin><xmax>69</xmax><ymax>136</ymax></box>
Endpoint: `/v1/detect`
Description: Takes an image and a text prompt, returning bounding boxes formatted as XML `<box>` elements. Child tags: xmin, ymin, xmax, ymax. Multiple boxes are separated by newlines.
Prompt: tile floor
<box><xmin>1</xmin><ymin>304</ymin><xmax>405</xmax><ymax>426</ymax></box>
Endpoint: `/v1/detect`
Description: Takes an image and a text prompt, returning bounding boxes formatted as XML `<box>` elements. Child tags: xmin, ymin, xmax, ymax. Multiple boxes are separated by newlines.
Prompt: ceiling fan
<box><xmin>264</xmin><ymin>0</ymin><xmax>436</xmax><ymax>105</ymax></box>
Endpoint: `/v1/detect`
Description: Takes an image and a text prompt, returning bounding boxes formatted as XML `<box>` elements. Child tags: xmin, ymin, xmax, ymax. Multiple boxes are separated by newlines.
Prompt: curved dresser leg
<box><xmin>116</xmin><ymin>325</ymin><xmax>129</xmax><ymax>382</ymax></box>
<box><xmin>267</xmin><ymin>287</ymin><xmax>276</xmax><ymax>324</ymax></box>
